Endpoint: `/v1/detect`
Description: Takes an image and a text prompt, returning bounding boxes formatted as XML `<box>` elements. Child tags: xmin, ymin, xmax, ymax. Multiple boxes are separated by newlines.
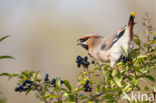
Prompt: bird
<box><xmin>77</xmin><ymin>12</ymin><xmax>135</xmax><ymax>67</ymax></box>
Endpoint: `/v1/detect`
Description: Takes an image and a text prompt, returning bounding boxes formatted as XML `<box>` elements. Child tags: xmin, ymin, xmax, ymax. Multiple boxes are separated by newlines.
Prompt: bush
<box><xmin>0</xmin><ymin>13</ymin><xmax>156</xmax><ymax>103</ymax></box>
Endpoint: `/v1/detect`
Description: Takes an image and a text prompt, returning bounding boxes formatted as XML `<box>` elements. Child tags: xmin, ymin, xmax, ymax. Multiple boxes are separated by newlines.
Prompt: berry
<box><xmin>91</xmin><ymin>60</ymin><xmax>95</xmax><ymax>64</ymax></box>
<box><xmin>44</xmin><ymin>74</ymin><xmax>49</xmax><ymax>81</ymax></box>
<box><xmin>84</xmin><ymin>56</ymin><xmax>88</xmax><ymax>62</ymax></box>
<box><xmin>15</xmin><ymin>87</ymin><xmax>20</xmax><ymax>91</ymax></box>
<box><xmin>77</xmin><ymin>56</ymin><xmax>82</xmax><ymax>61</ymax></box>
<box><xmin>22</xmin><ymin>82</ymin><xmax>26</xmax><ymax>86</ymax></box>
<box><xmin>84</xmin><ymin>62</ymin><xmax>90</xmax><ymax>68</ymax></box>
<box><xmin>61</xmin><ymin>80</ymin><xmax>64</xmax><ymax>84</ymax></box>
<box><xmin>87</xmin><ymin>88</ymin><xmax>92</xmax><ymax>92</ymax></box>
<box><xmin>25</xmin><ymin>80</ymin><xmax>33</xmax><ymax>84</ymax></box>
<box><xmin>126</xmin><ymin>57</ymin><xmax>130</xmax><ymax>61</ymax></box>
<box><xmin>120</xmin><ymin>55</ymin><xmax>125</xmax><ymax>59</ymax></box>
<box><xmin>76</xmin><ymin>56</ymin><xmax>83</xmax><ymax>63</ymax></box>
<box><xmin>153</xmin><ymin>37</ymin><xmax>156</xmax><ymax>40</ymax></box>
<box><xmin>85</xmin><ymin>80</ymin><xmax>89</xmax><ymax>84</ymax></box>
<box><xmin>122</xmin><ymin>59</ymin><xmax>127</xmax><ymax>63</ymax></box>
<box><xmin>23</xmin><ymin>88</ymin><xmax>28</xmax><ymax>91</ymax></box>
<box><xmin>77</xmin><ymin>63</ymin><xmax>81</xmax><ymax>68</ymax></box>
<box><xmin>14</xmin><ymin>80</ymin><xmax>33</xmax><ymax>92</ymax></box>
<box><xmin>76</xmin><ymin>55</ymin><xmax>91</xmax><ymax>68</ymax></box>
<box><xmin>51</xmin><ymin>79</ymin><xmax>56</xmax><ymax>85</ymax></box>
<box><xmin>44</xmin><ymin>77</ymin><xmax>49</xmax><ymax>81</ymax></box>
<box><xmin>84</xmin><ymin>88</ymin><xmax>88</xmax><ymax>92</ymax></box>
<box><xmin>83</xmin><ymin>84</ymin><xmax>89</xmax><ymax>88</ymax></box>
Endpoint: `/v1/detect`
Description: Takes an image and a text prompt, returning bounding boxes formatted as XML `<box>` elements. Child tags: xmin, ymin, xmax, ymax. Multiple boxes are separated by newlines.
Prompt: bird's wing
<box><xmin>112</xmin><ymin>25</ymin><xmax>127</xmax><ymax>45</ymax></box>
<box><xmin>100</xmin><ymin>25</ymin><xmax>127</xmax><ymax>51</ymax></box>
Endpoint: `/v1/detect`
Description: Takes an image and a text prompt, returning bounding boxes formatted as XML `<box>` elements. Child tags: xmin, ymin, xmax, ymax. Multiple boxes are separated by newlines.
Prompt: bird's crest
<box><xmin>80</xmin><ymin>36</ymin><xmax>90</xmax><ymax>40</ymax></box>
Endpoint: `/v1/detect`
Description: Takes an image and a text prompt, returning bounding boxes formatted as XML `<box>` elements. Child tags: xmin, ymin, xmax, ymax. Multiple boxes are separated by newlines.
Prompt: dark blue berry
<box><xmin>84</xmin><ymin>56</ymin><xmax>88</xmax><ymax>62</ymax></box>
<box><xmin>15</xmin><ymin>87</ymin><xmax>20</xmax><ymax>91</ymax></box>
<box><xmin>84</xmin><ymin>62</ymin><xmax>90</xmax><ymax>68</ymax></box>
<box><xmin>121</xmin><ymin>55</ymin><xmax>125</xmax><ymax>59</ymax></box>
<box><xmin>122</xmin><ymin>59</ymin><xmax>127</xmax><ymax>63</ymax></box>
<box><xmin>91</xmin><ymin>60</ymin><xmax>95</xmax><ymax>64</ymax></box>
<box><xmin>25</xmin><ymin>80</ymin><xmax>33</xmax><ymax>84</ymax></box>
<box><xmin>83</xmin><ymin>85</ymin><xmax>89</xmax><ymax>88</ymax></box>
<box><xmin>22</xmin><ymin>82</ymin><xmax>26</xmax><ymax>86</ymax></box>
<box><xmin>77</xmin><ymin>56</ymin><xmax>82</xmax><ymax>61</ymax></box>
<box><xmin>51</xmin><ymin>79</ymin><xmax>56</xmax><ymax>85</ymax></box>
<box><xmin>84</xmin><ymin>88</ymin><xmax>88</xmax><ymax>92</ymax></box>
<box><xmin>14</xmin><ymin>80</ymin><xmax>33</xmax><ymax>92</ymax></box>
<box><xmin>23</xmin><ymin>88</ymin><xmax>28</xmax><ymax>91</ymax></box>
<box><xmin>126</xmin><ymin>57</ymin><xmax>130</xmax><ymax>61</ymax></box>
<box><xmin>87</xmin><ymin>88</ymin><xmax>92</xmax><ymax>92</ymax></box>
<box><xmin>153</xmin><ymin>37</ymin><xmax>156</xmax><ymax>40</ymax></box>
<box><xmin>77</xmin><ymin>63</ymin><xmax>81</xmax><ymax>68</ymax></box>
<box><xmin>85</xmin><ymin>80</ymin><xmax>89</xmax><ymax>84</ymax></box>
<box><xmin>44</xmin><ymin>77</ymin><xmax>49</xmax><ymax>81</ymax></box>
<box><xmin>61</xmin><ymin>80</ymin><xmax>64</xmax><ymax>84</ymax></box>
<box><xmin>44</xmin><ymin>74</ymin><xmax>49</xmax><ymax>81</ymax></box>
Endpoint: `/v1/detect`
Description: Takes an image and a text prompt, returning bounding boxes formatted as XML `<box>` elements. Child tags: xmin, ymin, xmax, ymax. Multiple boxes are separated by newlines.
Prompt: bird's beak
<box><xmin>77</xmin><ymin>39</ymin><xmax>82</xmax><ymax>45</ymax></box>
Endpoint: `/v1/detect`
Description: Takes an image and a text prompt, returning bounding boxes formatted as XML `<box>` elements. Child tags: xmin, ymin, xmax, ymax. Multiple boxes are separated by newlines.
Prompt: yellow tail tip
<box><xmin>131</xmin><ymin>11</ymin><xmax>135</xmax><ymax>17</ymax></box>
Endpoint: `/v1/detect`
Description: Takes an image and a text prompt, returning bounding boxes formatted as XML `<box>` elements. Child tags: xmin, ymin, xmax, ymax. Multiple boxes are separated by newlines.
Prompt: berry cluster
<box><xmin>76</xmin><ymin>56</ymin><xmax>90</xmax><ymax>68</ymax></box>
<box><xmin>15</xmin><ymin>80</ymin><xmax>33</xmax><ymax>92</ymax></box>
<box><xmin>76</xmin><ymin>56</ymin><xmax>95</xmax><ymax>68</ymax></box>
<box><xmin>51</xmin><ymin>78</ymin><xmax>64</xmax><ymax>87</ymax></box>
<box><xmin>117</xmin><ymin>54</ymin><xmax>130</xmax><ymax>63</ymax></box>
<box><xmin>83</xmin><ymin>80</ymin><xmax>92</xmax><ymax>92</ymax></box>
<box><xmin>44</xmin><ymin>74</ymin><xmax>64</xmax><ymax>87</ymax></box>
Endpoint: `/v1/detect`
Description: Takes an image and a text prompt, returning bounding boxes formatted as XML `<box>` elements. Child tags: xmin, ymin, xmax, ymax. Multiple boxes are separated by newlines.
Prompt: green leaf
<box><xmin>44</xmin><ymin>95</ymin><xmax>58</xmax><ymax>99</ymax></box>
<box><xmin>64</xmin><ymin>80</ymin><xmax>72</xmax><ymax>93</ymax></box>
<box><xmin>63</xmin><ymin>92</ymin><xmax>68</xmax><ymax>97</ymax></box>
<box><xmin>0</xmin><ymin>73</ymin><xmax>12</xmax><ymax>78</ymax></box>
<box><xmin>79</xmin><ymin>94</ymin><xmax>88</xmax><ymax>100</ymax></box>
<box><xmin>150</xmin><ymin>32</ymin><xmax>156</xmax><ymax>35</ymax></box>
<box><xmin>0</xmin><ymin>56</ymin><xmax>14</xmax><ymax>60</ymax></box>
<box><xmin>137</xmin><ymin>55</ymin><xmax>147</xmax><ymax>59</ymax></box>
<box><xmin>146</xmin><ymin>40</ymin><xmax>156</xmax><ymax>45</ymax></box>
<box><xmin>145</xmin><ymin>75</ymin><xmax>155</xmax><ymax>82</ymax></box>
<box><xmin>103</xmin><ymin>93</ymin><xmax>114</xmax><ymax>99</ymax></box>
<box><xmin>134</xmin><ymin>37</ymin><xmax>140</xmax><ymax>46</ymax></box>
<box><xmin>114</xmin><ymin>77</ymin><xmax>122</xmax><ymax>88</ymax></box>
<box><xmin>33</xmin><ymin>71</ymin><xmax>39</xmax><ymax>82</ymax></box>
<box><xmin>121</xmin><ymin>46</ymin><xmax>128</xmax><ymax>56</ymax></box>
<box><xmin>0</xmin><ymin>35</ymin><xmax>9</xmax><ymax>42</ymax></box>
<box><xmin>96</xmin><ymin>84</ymin><xmax>100</xmax><ymax>94</ymax></box>
<box><xmin>55</xmin><ymin>77</ymin><xmax>61</xmax><ymax>90</ymax></box>
<box><xmin>25</xmin><ymin>88</ymin><xmax>32</xmax><ymax>95</ymax></box>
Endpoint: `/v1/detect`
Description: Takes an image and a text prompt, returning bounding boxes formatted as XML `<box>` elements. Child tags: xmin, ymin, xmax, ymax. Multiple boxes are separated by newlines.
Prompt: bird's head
<box><xmin>128</xmin><ymin>11</ymin><xmax>136</xmax><ymax>26</ymax></box>
<box><xmin>77</xmin><ymin>35</ymin><xmax>103</xmax><ymax>50</ymax></box>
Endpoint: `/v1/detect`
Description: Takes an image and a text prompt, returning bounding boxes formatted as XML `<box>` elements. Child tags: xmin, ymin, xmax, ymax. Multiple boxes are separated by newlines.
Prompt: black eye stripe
<box><xmin>80</xmin><ymin>37</ymin><xmax>89</xmax><ymax>42</ymax></box>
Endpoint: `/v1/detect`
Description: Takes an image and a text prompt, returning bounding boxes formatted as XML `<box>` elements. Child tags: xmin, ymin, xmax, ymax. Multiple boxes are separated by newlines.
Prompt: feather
<box><xmin>112</xmin><ymin>25</ymin><xmax>127</xmax><ymax>45</ymax></box>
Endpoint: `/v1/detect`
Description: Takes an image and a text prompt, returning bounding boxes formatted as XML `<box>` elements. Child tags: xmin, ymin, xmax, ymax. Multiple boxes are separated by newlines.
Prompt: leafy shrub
<box><xmin>0</xmin><ymin>13</ymin><xmax>156</xmax><ymax>103</ymax></box>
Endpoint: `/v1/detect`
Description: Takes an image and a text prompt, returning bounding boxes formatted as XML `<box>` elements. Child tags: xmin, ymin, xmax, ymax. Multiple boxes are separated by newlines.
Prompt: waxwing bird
<box><xmin>77</xmin><ymin>12</ymin><xmax>136</xmax><ymax>67</ymax></box>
